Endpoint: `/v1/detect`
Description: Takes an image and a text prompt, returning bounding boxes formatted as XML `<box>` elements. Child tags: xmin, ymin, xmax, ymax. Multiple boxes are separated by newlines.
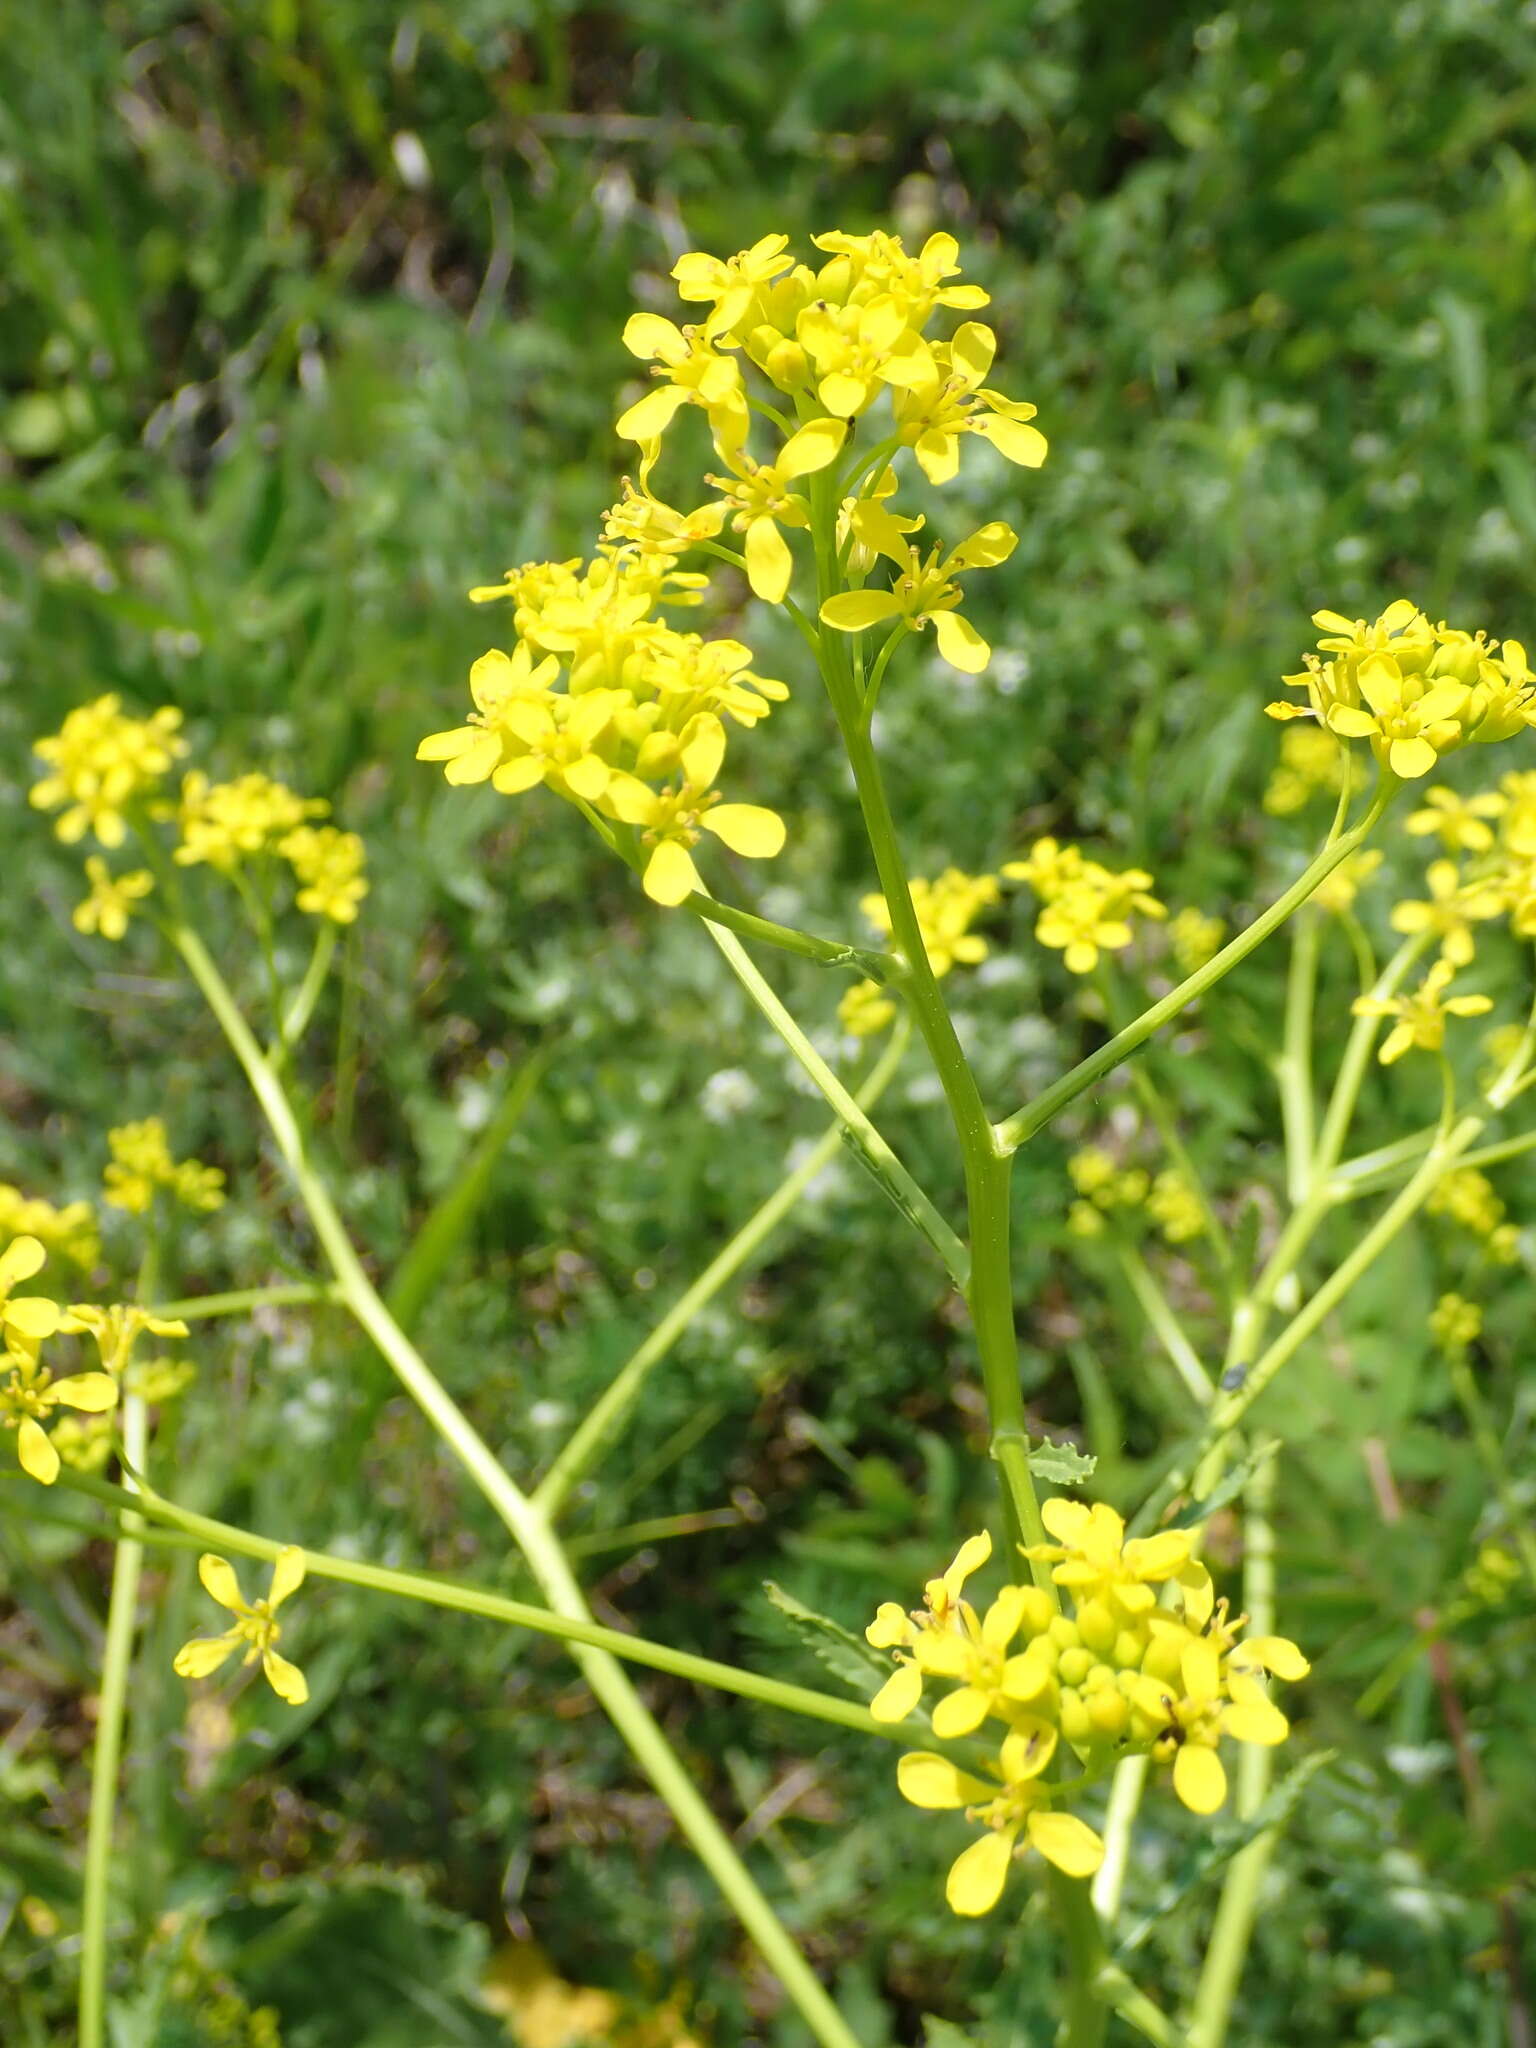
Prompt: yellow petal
<box><xmin>931</xmin><ymin>609</ymin><xmax>989</xmax><ymax>674</ymax></box>
<box><xmin>17</xmin><ymin>1416</ymin><xmax>59</xmax><ymax>1485</ymax></box>
<box><xmin>1222</xmin><ymin>1691</ymin><xmax>1290</xmax><ymax>1746</ymax></box>
<box><xmin>616</xmin><ymin>385</ymin><xmax>690</xmax><ymax>443</ymax></box>
<box><xmin>914</xmin><ymin>430</ymin><xmax>959</xmax><ymax>485</ymax></box>
<box><xmin>869</xmin><ymin>1664</ymin><xmax>924</xmax><ymax>1722</ymax></box>
<box><xmin>701</xmin><ymin>804</ymin><xmax>785</xmax><ymax>859</ymax></box>
<box><xmin>820</xmin><ymin>589</ymin><xmax>903</xmax><ymax>632</ymax></box>
<box><xmin>999</xmin><ymin>1717</ymin><xmax>1058</xmax><ymax>1782</ymax></box>
<box><xmin>777</xmin><ymin>417</ymin><xmax>845</xmax><ymax>478</ymax></box>
<box><xmin>1026</xmin><ymin>1810</ymin><xmax>1104</xmax><ymax>1878</ymax></box>
<box><xmin>1327</xmin><ymin>705</ymin><xmax>1378</xmax><ymax>739</ymax></box>
<box><xmin>865</xmin><ymin>1602</ymin><xmax>912</xmax><ymax>1650</ymax></box>
<box><xmin>0</xmin><ymin>1235</ymin><xmax>46</xmax><ymax>1288</ymax></box>
<box><xmin>950</xmin><ymin>322</ymin><xmax>996</xmax><ymax>383</ymax></box>
<box><xmin>1388</xmin><ymin>736</ymin><xmax>1439</xmax><ymax>779</ymax></box>
<box><xmin>974</xmin><ymin>413</ymin><xmax>1048</xmax><ymax>467</ymax></box>
<box><xmin>262</xmin><ymin>1648</ymin><xmax>310</xmax><ymax>1706</ymax></box>
<box><xmin>897</xmin><ymin>1751</ymin><xmax>984</xmax><ymax>1810</ymax></box>
<box><xmin>946</xmin><ymin>1828</ymin><xmax>1015</xmax><ymax>1916</ymax></box>
<box><xmin>442</xmin><ymin>730</ymin><xmax>504</xmax><ymax>784</ymax></box>
<box><xmin>49</xmin><ymin>1371</ymin><xmax>119</xmax><ymax>1413</ymax></box>
<box><xmin>930</xmin><ymin>1687</ymin><xmax>990</xmax><ymax>1739</ymax></box>
<box><xmin>173</xmin><ymin>1632</ymin><xmax>239</xmax><ymax>1679</ymax></box>
<box><xmin>5</xmin><ymin>1297</ymin><xmax>62</xmax><ymax>1342</ymax></box>
<box><xmin>621</xmin><ymin>313</ymin><xmax>686</xmax><ymax>363</ymax></box>
<box><xmin>679</xmin><ymin>715</ymin><xmax>727</xmax><ymax>790</ymax></box>
<box><xmin>981</xmin><ymin>1585</ymin><xmax>1028</xmax><ymax>1650</ymax></box>
<box><xmin>268</xmin><ymin>1546</ymin><xmax>307</xmax><ymax>1609</ymax></box>
<box><xmin>1173</xmin><ymin>1742</ymin><xmax>1228</xmax><ymax>1814</ymax></box>
<box><xmin>198</xmin><ymin>1554</ymin><xmax>245</xmax><ymax>1613</ymax></box>
<box><xmin>1181</xmin><ymin>1638</ymin><xmax>1221</xmax><ymax>1703</ymax></box>
<box><xmin>818</xmin><ymin>371</ymin><xmax>869</xmax><ymax>418</ymax></box>
<box><xmin>744</xmin><ymin>516</ymin><xmax>793</xmax><ymax>603</ymax></box>
<box><xmin>943</xmin><ymin>1530</ymin><xmax>992</xmax><ymax>1587</ymax></box>
<box><xmin>643</xmin><ymin>839</ymin><xmax>701</xmax><ymax>906</ymax></box>
<box><xmin>1123</xmin><ymin>1531</ymin><xmax>1193</xmax><ymax>1582</ymax></box>
<box><xmin>562</xmin><ymin>754</ymin><xmax>610</xmax><ymax>802</ymax></box>
<box><xmin>491</xmin><ymin>754</ymin><xmax>545</xmax><ymax>795</ymax></box>
<box><xmin>1235</xmin><ymin>1634</ymin><xmax>1311</xmax><ymax>1681</ymax></box>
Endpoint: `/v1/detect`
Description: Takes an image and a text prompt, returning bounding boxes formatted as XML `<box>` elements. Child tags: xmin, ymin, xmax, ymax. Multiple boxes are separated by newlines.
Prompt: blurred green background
<box><xmin>2</xmin><ymin>2</ymin><xmax>1534</xmax><ymax>2042</ymax></box>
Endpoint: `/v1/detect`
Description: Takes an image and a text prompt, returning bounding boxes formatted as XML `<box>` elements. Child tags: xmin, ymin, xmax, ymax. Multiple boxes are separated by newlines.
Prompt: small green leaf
<box><xmin>1167</xmin><ymin>1436</ymin><xmax>1278</xmax><ymax>1530</ymax></box>
<box><xmin>762</xmin><ymin>1581</ymin><xmax>887</xmax><ymax>1695</ymax></box>
<box><xmin>1027</xmin><ymin>1438</ymin><xmax>1097</xmax><ymax>1486</ymax></box>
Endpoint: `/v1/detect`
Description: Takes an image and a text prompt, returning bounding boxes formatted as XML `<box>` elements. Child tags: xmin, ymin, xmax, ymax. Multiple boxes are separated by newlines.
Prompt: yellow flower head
<box><xmin>838</xmin><ymin>978</ymin><xmax>898</xmax><ymax>1038</ymax></box>
<box><xmin>897</xmin><ymin>1732</ymin><xmax>1102</xmax><ymax>1916</ymax></box>
<box><xmin>860</xmin><ymin>868</ymin><xmax>999</xmax><ymax>978</ymax></box>
<box><xmin>891</xmin><ymin>321</ymin><xmax>1048</xmax><ymax>484</ymax></box>
<box><xmin>1262</xmin><ymin>724</ymin><xmax>1351</xmax><ymax>817</ymax></box>
<box><xmin>1352</xmin><ymin>959</ymin><xmax>1493</xmax><ymax>1064</ymax></box>
<box><xmin>173</xmin><ymin>1549</ymin><xmax>309</xmax><ymax>1705</ymax></box>
<box><xmin>703</xmin><ymin>417</ymin><xmax>845</xmax><ymax>602</ymax></box>
<box><xmin>279</xmin><ymin>824</ymin><xmax>370</xmax><ymax>924</ymax></box>
<box><xmin>66</xmin><ymin>1301</ymin><xmax>189</xmax><ymax>1380</ymax></box>
<box><xmin>0</xmin><ymin>1188</ymin><xmax>99</xmax><ymax>1269</ymax></box>
<box><xmin>1326</xmin><ymin>653</ymin><xmax>1470</xmax><ymax>780</ymax></box>
<box><xmin>865</xmin><ymin>1530</ymin><xmax>993</xmax><ymax>1723</ymax></box>
<box><xmin>73</xmin><ymin>857</ymin><xmax>154</xmax><ymax>941</ymax></box>
<box><xmin>1428</xmin><ymin>1291</ymin><xmax>1482</xmax><ymax>1355</ymax></box>
<box><xmin>1388</xmin><ymin>860</ymin><xmax>1503</xmax><ymax>967</ymax></box>
<box><xmin>31</xmin><ymin>696</ymin><xmax>186</xmax><ymax>846</ymax></box>
<box><xmin>173</xmin><ymin>771</ymin><xmax>325</xmax><ymax>871</ymax></box>
<box><xmin>820</xmin><ymin>505</ymin><xmax>1017</xmax><ymax>674</ymax></box>
<box><xmin>1148</xmin><ymin>1168</ymin><xmax>1206</xmax><ymax>1244</ymax></box>
<box><xmin>1168</xmin><ymin>907</ymin><xmax>1226</xmax><ymax>975</ymax></box>
<box><xmin>0</xmin><ymin>1237</ymin><xmax>118</xmax><ymax>1485</ymax></box>
<box><xmin>102</xmin><ymin>1119</ymin><xmax>225</xmax><ymax>1215</ymax></box>
<box><xmin>1405</xmin><ymin>784</ymin><xmax>1507</xmax><ymax>854</ymax></box>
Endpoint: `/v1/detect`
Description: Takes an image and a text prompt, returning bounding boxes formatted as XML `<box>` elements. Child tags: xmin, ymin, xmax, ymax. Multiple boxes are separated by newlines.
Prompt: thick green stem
<box><xmin>170</xmin><ymin>925</ymin><xmax>863</xmax><ymax>2048</ymax></box>
<box><xmin>537</xmin><ymin>1021</ymin><xmax>912</xmax><ymax>1518</ymax></box>
<box><xmin>996</xmin><ymin>786</ymin><xmax>1396</xmax><ymax>1153</ymax></box>
<box><xmin>1050</xmin><ymin>1868</ymin><xmax>1110</xmax><ymax>2048</ymax></box>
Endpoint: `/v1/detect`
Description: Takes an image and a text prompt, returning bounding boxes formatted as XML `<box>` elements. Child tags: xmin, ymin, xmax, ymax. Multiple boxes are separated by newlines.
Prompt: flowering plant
<box><xmin>15</xmin><ymin>225</ymin><xmax>1536</xmax><ymax>2047</ymax></box>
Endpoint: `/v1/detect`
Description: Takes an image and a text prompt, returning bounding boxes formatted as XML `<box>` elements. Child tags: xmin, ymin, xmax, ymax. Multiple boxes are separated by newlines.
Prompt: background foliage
<box><xmin>2</xmin><ymin>1</ymin><xmax>1533</xmax><ymax>2041</ymax></box>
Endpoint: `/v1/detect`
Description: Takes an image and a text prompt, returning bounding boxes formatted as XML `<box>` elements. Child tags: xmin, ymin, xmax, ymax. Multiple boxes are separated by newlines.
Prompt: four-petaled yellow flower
<box><xmin>0</xmin><ymin>1237</ymin><xmax>119</xmax><ymax>1485</ymax></box>
<box><xmin>897</xmin><ymin>1733</ymin><xmax>1103</xmax><ymax>1916</ymax></box>
<box><xmin>1388</xmin><ymin>860</ymin><xmax>1501</xmax><ymax>966</ymax></box>
<box><xmin>73</xmin><ymin>857</ymin><xmax>154</xmax><ymax>941</ymax></box>
<box><xmin>820</xmin><ymin>504</ymin><xmax>1017</xmax><ymax>674</ymax></box>
<box><xmin>1128</xmin><ymin>1632</ymin><xmax>1295</xmax><ymax>1815</ymax></box>
<box><xmin>616</xmin><ymin>313</ymin><xmax>748</xmax><ymax>450</ymax></box>
<box><xmin>1352</xmin><ymin>958</ymin><xmax>1493</xmax><ymax>1063</ymax></box>
<box><xmin>865</xmin><ymin>1530</ymin><xmax>993</xmax><ymax>1722</ymax></box>
<box><xmin>892</xmin><ymin>322</ymin><xmax>1048</xmax><ymax>483</ymax></box>
<box><xmin>704</xmin><ymin>418</ymin><xmax>845</xmax><ymax>602</ymax></box>
<box><xmin>1325</xmin><ymin>651</ymin><xmax>1469</xmax><ymax>779</ymax></box>
<box><xmin>173</xmin><ymin>1549</ymin><xmax>310</xmax><ymax>1705</ymax></box>
<box><xmin>1405</xmin><ymin>785</ymin><xmax>1506</xmax><ymax>854</ymax></box>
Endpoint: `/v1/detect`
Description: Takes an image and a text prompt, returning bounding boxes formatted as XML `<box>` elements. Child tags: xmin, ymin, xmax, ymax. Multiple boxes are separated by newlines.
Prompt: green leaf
<box><xmin>1167</xmin><ymin>1436</ymin><xmax>1279</xmax><ymax>1530</ymax></box>
<box><xmin>1027</xmin><ymin>1437</ymin><xmax>1097</xmax><ymax>1487</ymax></box>
<box><xmin>762</xmin><ymin>1580</ymin><xmax>887</xmax><ymax>1695</ymax></box>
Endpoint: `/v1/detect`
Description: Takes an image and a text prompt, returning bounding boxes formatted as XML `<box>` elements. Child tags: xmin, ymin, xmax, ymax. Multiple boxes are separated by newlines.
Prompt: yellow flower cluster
<box><xmin>1460</xmin><ymin>1541</ymin><xmax>1521</xmax><ymax>1610</ymax></box>
<box><xmin>1003</xmin><ymin>839</ymin><xmax>1165</xmax><ymax>975</ymax></box>
<box><xmin>423</xmin><ymin>228</ymin><xmax>1046</xmax><ymax>901</ymax></box>
<box><xmin>1352</xmin><ymin>959</ymin><xmax>1492</xmax><ymax>1065</ymax></box>
<box><xmin>1066</xmin><ymin>1150</ymin><xmax>1205</xmax><ymax>1246</ymax></box>
<box><xmin>0</xmin><ymin>1187</ymin><xmax>98</xmax><ymax>1269</ymax></box>
<box><xmin>0</xmin><ymin>1235</ymin><xmax>187</xmax><ymax>1484</ymax></box>
<box><xmin>867</xmin><ymin>1511</ymin><xmax>1306</xmax><ymax>1916</ymax></box>
<box><xmin>1268</xmin><ymin>602</ymin><xmax>1533</xmax><ymax>780</ymax></box>
<box><xmin>1168</xmin><ymin>906</ymin><xmax>1226</xmax><ymax>975</ymax></box>
<box><xmin>839</xmin><ymin>868</ymin><xmax>1000</xmax><ymax>1035</ymax></box>
<box><xmin>1262</xmin><ymin>724</ymin><xmax>1352</xmax><ymax>817</ymax></box>
<box><xmin>174</xmin><ymin>1549</ymin><xmax>309</xmax><ymax>1705</ymax></box>
<box><xmin>418</xmin><ymin>562</ymin><xmax>787</xmax><ymax>906</ymax></box>
<box><xmin>32</xmin><ymin>699</ymin><xmax>370</xmax><ymax>936</ymax></box>
<box><xmin>1425</xmin><ymin>1168</ymin><xmax>1519</xmax><ymax>1262</ymax></box>
<box><xmin>173</xmin><ymin>771</ymin><xmax>370</xmax><ymax>925</ymax></box>
<box><xmin>30</xmin><ymin>695</ymin><xmax>186</xmax><ymax>845</ymax></box>
<box><xmin>102</xmin><ymin>1119</ymin><xmax>226</xmax><ymax>1216</ymax></box>
<box><xmin>1383</xmin><ymin>772</ymin><xmax>1536</xmax><ymax>970</ymax></box>
<box><xmin>1428</xmin><ymin>1291</ymin><xmax>1482</xmax><ymax>1354</ymax></box>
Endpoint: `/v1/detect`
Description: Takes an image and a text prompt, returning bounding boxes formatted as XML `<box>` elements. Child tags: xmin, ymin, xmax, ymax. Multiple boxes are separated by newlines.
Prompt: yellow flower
<box><xmin>671</xmin><ymin>232</ymin><xmax>796</xmax><ymax>338</ymax></box>
<box><xmin>1148</xmin><ymin>1169</ymin><xmax>1205</xmax><ymax>1244</ymax></box>
<box><xmin>173</xmin><ymin>1549</ymin><xmax>309</xmax><ymax>1705</ymax></box>
<box><xmin>67</xmin><ymin>1301</ymin><xmax>189</xmax><ymax>1379</ymax></box>
<box><xmin>601</xmin><ymin>478</ymin><xmax>728</xmax><ymax>560</ymax></box>
<box><xmin>1426</xmin><ymin>1166</ymin><xmax>1507</xmax><ymax>1238</ymax></box>
<box><xmin>1428</xmin><ymin>1291</ymin><xmax>1481</xmax><ymax>1354</ymax></box>
<box><xmin>31</xmin><ymin>696</ymin><xmax>186</xmax><ymax>846</ymax></box>
<box><xmin>0</xmin><ymin>1188</ymin><xmax>99</xmax><ymax>1269</ymax></box>
<box><xmin>0</xmin><ymin>1237</ymin><xmax>118</xmax><ymax>1484</ymax></box>
<box><xmin>1129</xmin><ymin>1631</ymin><xmax>1295</xmax><ymax>1815</ymax></box>
<box><xmin>838</xmin><ymin>979</ymin><xmax>897</xmax><ymax>1038</ymax></box>
<box><xmin>703</xmin><ymin>418</ymin><xmax>846</xmax><ymax>602</ymax></box>
<box><xmin>897</xmin><ymin>1735</ymin><xmax>1103</xmax><ymax>1915</ymax></box>
<box><xmin>859</xmin><ymin>868</ymin><xmax>999</xmax><ymax>978</ymax></box>
<box><xmin>602</xmin><ymin>773</ymin><xmax>785</xmax><ymax>907</ymax></box>
<box><xmin>1352</xmin><ymin>959</ymin><xmax>1493</xmax><ymax>1064</ymax></box>
<box><xmin>1262</xmin><ymin>725</ymin><xmax>1351</xmax><ymax>817</ymax></box>
<box><xmin>1035</xmin><ymin>877</ymin><xmax>1140</xmax><ymax>975</ymax></box>
<box><xmin>795</xmin><ymin>295</ymin><xmax>936</xmax><ymax>418</ymax></box>
<box><xmin>1000</xmin><ymin>837</ymin><xmax>1086</xmax><ymax>901</ymax></box>
<box><xmin>819</xmin><ymin>505</ymin><xmax>1016</xmax><ymax>673</ymax></box>
<box><xmin>415</xmin><ymin>644</ymin><xmax>563</xmax><ymax>785</ymax></box>
<box><xmin>1168</xmin><ymin>907</ymin><xmax>1226</xmax><ymax>974</ymax></box>
<box><xmin>279</xmin><ymin>824</ymin><xmax>370</xmax><ymax>924</ymax></box>
<box><xmin>865</xmin><ymin>1530</ymin><xmax>993</xmax><ymax>1722</ymax></box>
<box><xmin>1405</xmin><ymin>785</ymin><xmax>1506</xmax><ymax>854</ymax></box>
<box><xmin>1325</xmin><ymin>651</ymin><xmax>1470</xmax><ymax>779</ymax></box>
<box><xmin>1027</xmin><ymin>1498</ymin><xmax>1212</xmax><ymax>1627</ymax></box>
<box><xmin>73</xmin><ymin>857</ymin><xmax>154</xmax><ymax>941</ymax></box>
<box><xmin>173</xmin><ymin>772</ymin><xmax>325</xmax><ymax>870</ymax></box>
<box><xmin>1312</xmin><ymin>848</ymin><xmax>1382</xmax><ymax>915</ymax></box>
<box><xmin>1389</xmin><ymin>860</ymin><xmax>1502</xmax><ymax>967</ymax></box>
<box><xmin>616</xmin><ymin>314</ymin><xmax>748</xmax><ymax>450</ymax></box>
<box><xmin>102</xmin><ymin>1120</ymin><xmax>224</xmax><ymax>1215</ymax></box>
<box><xmin>892</xmin><ymin>321</ymin><xmax>1047</xmax><ymax>483</ymax></box>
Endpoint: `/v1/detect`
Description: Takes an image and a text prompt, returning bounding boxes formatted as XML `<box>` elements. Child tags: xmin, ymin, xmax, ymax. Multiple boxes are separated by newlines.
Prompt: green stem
<box><xmin>150</xmin><ymin>1281</ymin><xmax>342</xmax><ymax>1320</ymax></box>
<box><xmin>279</xmin><ymin>919</ymin><xmax>337</xmax><ymax>1048</ymax></box>
<box><xmin>1091</xmin><ymin>1753</ymin><xmax>1149</xmax><ymax>1925</ymax></box>
<box><xmin>1115</xmin><ymin>1243</ymin><xmax>1215</xmax><ymax>1407</ymax></box>
<box><xmin>995</xmin><ymin>785</ymin><xmax>1397</xmax><ymax>1154</ymax></box>
<box><xmin>704</xmin><ymin>923</ymin><xmax>969</xmax><ymax>1288</ymax></box>
<box><xmin>55</xmin><ymin>1472</ymin><xmax>894</xmax><ymax>1741</ymax></box>
<box><xmin>1097</xmin><ymin>1968</ymin><xmax>1195</xmax><ymax>2048</ymax></box>
<box><xmin>684</xmin><ymin>888</ymin><xmax>899</xmax><ymax>981</ymax></box>
<box><xmin>861</xmin><ymin>622</ymin><xmax>910</xmax><ymax>725</ymax></box>
<box><xmin>537</xmin><ymin>1021</ymin><xmax>912</xmax><ymax>1518</ymax></box>
<box><xmin>1309</xmin><ymin>935</ymin><xmax>1428</xmax><ymax>1189</ymax></box>
<box><xmin>807</xmin><ymin>474</ymin><xmax>1047</xmax><ymax>1580</ymax></box>
<box><xmin>169</xmin><ymin>925</ymin><xmax>863</xmax><ymax>2048</ymax></box>
<box><xmin>77</xmin><ymin>1395</ymin><xmax>146</xmax><ymax>2048</ymax></box>
<box><xmin>1277</xmin><ymin>912</ymin><xmax>1319</xmax><ymax>1205</ymax></box>
<box><xmin>1187</xmin><ymin>1456</ymin><xmax>1281</xmax><ymax>2046</ymax></box>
